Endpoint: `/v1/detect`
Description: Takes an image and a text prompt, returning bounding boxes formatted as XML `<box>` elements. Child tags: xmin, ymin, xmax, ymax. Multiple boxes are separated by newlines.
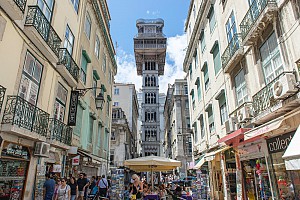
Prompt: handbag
<box><xmin>131</xmin><ymin>194</ymin><xmax>137</xmax><ymax>199</ymax></box>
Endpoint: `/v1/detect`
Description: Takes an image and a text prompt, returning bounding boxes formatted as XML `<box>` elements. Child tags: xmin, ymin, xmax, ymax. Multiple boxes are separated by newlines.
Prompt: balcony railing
<box><xmin>0</xmin><ymin>85</ymin><xmax>6</xmax><ymax>115</ymax></box>
<box><xmin>134</xmin><ymin>44</ymin><xmax>166</xmax><ymax>49</ymax></box>
<box><xmin>240</xmin><ymin>0</ymin><xmax>277</xmax><ymax>41</ymax></box>
<box><xmin>49</xmin><ymin>118</ymin><xmax>72</xmax><ymax>145</ymax></box>
<box><xmin>25</xmin><ymin>6</ymin><xmax>62</xmax><ymax>57</ymax></box>
<box><xmin>2</xmin><ymin>96</ymin><xmax>49</xmax><ymax>136</ymax></box>
<box><xmin>57</xmin><ymin>48</ymin><xmax>79</xmax><ymax>81</ymax></box>
<box><xmin>252</xmin><ymin>72</ymin><xmax>288</xmax><ymax>117</ymax></box>
<box><xmin>14</xmin><ymin>0</ymin><xmax>27</xmax><ymax>13</ymax></box>
<box><xmin>135</xmin><ymin>33</ymin><xmax>166</xmax><ymax>38</ymax></box>
<box><xmin>221</xmin><ymin>34</ymin><xmax>243</xmax><ymax>68</ymax></box>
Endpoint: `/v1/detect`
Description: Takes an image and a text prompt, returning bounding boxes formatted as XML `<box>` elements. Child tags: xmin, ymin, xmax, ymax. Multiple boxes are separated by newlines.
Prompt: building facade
<box><xmin>163</xmin><ymin>79</ymin><xmax>193</xmax><ymax>177</ymax></box>
<box><xmin>184</xmin><ymin>0</ymin><xmax>300</xmax><ymax>199</ymax></box>
<box><xmin>0</xmin><ymin>0</ymin><xmax>116</xmax><ymax>199</ymax></box>
<box><xmin>134</xmin><ymin>19</ymin><xmax>167</xmax><ymax>156</ymax></box>
<box><xmin>112</xmin><ymin>83</ymin><xmax>139</xmax><ymax>158</ymax></box>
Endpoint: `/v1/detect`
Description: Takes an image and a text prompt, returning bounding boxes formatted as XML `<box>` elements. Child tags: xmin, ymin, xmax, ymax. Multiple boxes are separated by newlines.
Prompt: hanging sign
<box><xmin>53</xmin><ymin>164</ymin><xmax>62</xmax><ymax>172</ymax></box>
<box><xmin>67</xmin><ymin>91</ymin><xmax>79</xmax><ymax>126</ymax></box>
<box><xmin>72</xmin><ymin>155</ymin><xmax>80</xmax><ymax>166</ymax></box>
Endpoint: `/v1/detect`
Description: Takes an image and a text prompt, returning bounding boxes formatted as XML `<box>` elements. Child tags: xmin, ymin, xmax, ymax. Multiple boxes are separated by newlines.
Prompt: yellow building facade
<box><xmin>0</xmin><ymin>0</ymin><xmax>116</xmax><ymax>199</ymax></box>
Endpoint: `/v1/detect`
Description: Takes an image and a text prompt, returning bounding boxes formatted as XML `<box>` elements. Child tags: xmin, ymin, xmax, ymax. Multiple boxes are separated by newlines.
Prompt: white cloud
<box><xmin>146</xmin><ymin>10</ymin><xmax>150</xmax><ymax>14</ymax></box>
<box><xmin>115</xmin><ymin>34</ymin><xmax>187</xmax><ymax>94</ymax></box>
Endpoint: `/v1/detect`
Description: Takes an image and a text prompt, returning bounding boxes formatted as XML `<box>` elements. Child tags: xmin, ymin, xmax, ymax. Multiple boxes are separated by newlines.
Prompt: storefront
<box><xmin>238</xmin><ymin>140</ymin><xmax>274</xmax><ymax>200</ymax></box>
<box><xmin>193</xmin><ymin>155</ymin><xmax>211</xmax><ymax>200</ymax></box>
<box><xmin>267</xmin><ymin>131</ymin><xmax>300</xmax><ymax>199</ymax></box>
<box><xmin>223</xmin><ymin>148</ymin><xmax>237</xmax><ymax>200</ymax></box>
<box><xmin>0</xmin><ymin>142</ymin><xmax>30</xmax><ymax>200</ymax></box>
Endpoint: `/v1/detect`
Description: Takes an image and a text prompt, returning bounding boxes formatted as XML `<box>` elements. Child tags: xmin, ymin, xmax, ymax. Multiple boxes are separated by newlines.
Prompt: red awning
<box><xmin>218</xmin><ymin>128</ymin><xmax>251</xmax><ymax>146</ymax></box>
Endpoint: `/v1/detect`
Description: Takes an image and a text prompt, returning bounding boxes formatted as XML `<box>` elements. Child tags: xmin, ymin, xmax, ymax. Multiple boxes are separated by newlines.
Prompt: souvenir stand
<box><xmin>110</xmin><ymin>167</ymin><xmax>125</xmax><ymax>199</ymax></box>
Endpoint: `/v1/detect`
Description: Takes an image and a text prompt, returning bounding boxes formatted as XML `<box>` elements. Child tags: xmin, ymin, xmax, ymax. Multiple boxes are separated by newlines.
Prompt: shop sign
<box><xmin>67</xmin><ymin>91</ymin><xmax>79</xmax><ymax>126</ymax></box>
<box><xmin>72</xmin><ymin>155</ymin><xmax>80</xmax><ymax>166</ymax></box>
<box><xmin>266</xmin><ymin>131</ymin><xmax>295</xmax><ymax>154</ymax></box>
<box><xmin>53</xmin><ymin>164</ymin><xmax>62</xmax><ymax>172</ymax></box>
<box><xmin>1</xmin><ymin>142</ymin><xmax>30</xmax><ymax>160</ymax></box>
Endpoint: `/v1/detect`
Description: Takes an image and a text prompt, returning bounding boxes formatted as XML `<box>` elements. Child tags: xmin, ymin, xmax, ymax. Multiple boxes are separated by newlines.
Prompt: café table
<box><xmin>143</xmin><ymin>194</ymin><xmax>159</xmax><ymax>200</ymax></box>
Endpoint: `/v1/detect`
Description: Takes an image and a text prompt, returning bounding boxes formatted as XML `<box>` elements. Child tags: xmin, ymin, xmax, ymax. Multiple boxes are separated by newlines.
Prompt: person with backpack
<box><xmin>54</xmin><ymin>177</ymin><xmax>71</xmax><ymax>200</ymax></box>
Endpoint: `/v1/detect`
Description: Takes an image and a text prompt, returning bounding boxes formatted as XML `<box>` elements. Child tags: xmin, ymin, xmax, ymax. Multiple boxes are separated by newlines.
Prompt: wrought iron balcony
<box><xmin>221</xmin><ymin>34</ymin><xmax>243</xmax><ymax>72</ymax></box>
<box><xmin>57</xmin><ymin>48</ymin><xmax>79</xmax><ymax>86</ymax></box>
<box><xmin>240</xmin><ymin>0</ymin><xmax>277</xmax><ymax>44</ymax></box>
<box><xmin>252</xmin><ymin>73</ymin><xmax>284</xmax><ymax>117</ymax></box>
<box><xmin>24</xmin><ymin>6</ymin><xmax>62</xmax><ymax>61</ymax></box>
<box><xmin>0</xmin><ymin>0</ymin><xmax>27</xmax><ymax>20</ymax></box>
<box><xmin>49</xmin><ymin>118</ymin><xmax>72</xmax><ymax>145</ymax></box>
<box><xmin>0</xmin><ymin>85</ymin><xmax>6</xmax><ymax>115</ymax></box>
<box><xmin>2</xmin><ymin>95</ymin><xmax>49</xmax><ymax>136</ymax></box>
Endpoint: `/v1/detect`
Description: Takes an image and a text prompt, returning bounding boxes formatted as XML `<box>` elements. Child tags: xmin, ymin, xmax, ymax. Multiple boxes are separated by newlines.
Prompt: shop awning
<box><xmin>78</xmin><ymin>150</ymin><xmax>104</xmax><ymax>164</ymax></box>
<box><xmin>193</xmin><ymin>155</ymin><xmax>206</xmax><ymax>169</ymax></box>
<box><xmin>218</xmin><ymin>128</ymin><xmax>251</xmax><ymax>146</ymax></box>
<box><xmin>244</xmin><ymin>116</ymin><xmax>284</xmax><ymax>141</ymax></box>
<box><xmin>204</xmin><ymin>146</ymin><xmax>231</xmax><ymax>161</ymax></box>
<box><xmin>283</xmin><ymin>125</ymin><xmax>300</xmax><ymax>170</ymax></box>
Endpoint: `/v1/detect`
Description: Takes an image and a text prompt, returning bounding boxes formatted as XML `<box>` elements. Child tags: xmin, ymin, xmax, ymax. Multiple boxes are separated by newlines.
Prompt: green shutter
<box><xmin>74</xmin><ymin>105</ymin><xmax>83</xmax><ymax>136</ymax></box>
<box><xmin>197</xmin><ymin>82</ymin><xmax>201</xmax><ymax>101</ymax></box>
<box><xmin>213</xmin><ymin>44</ymin><xmax>221</xmax><ymax>74</ymax></box>
<box><xmin>208</xmin><ymin>107</ymin><xmax>214</xmax><ymax>125</ymax></box>
<box><xmin>89</xmin><ymin>116</ymin><xmax>93</xmax><ymax>143</ymax></box>
<box><xmin>204</xmin><ymin>65</ymin><xmax>209</xmax><ymax>82</ymax></box>
<box><xmin>97</xmin><ymin>125</ymin><xmax>102</xmax><ymax>147</ymax></box>
<box><xmin>219</xmin><ymin>93</ymin><xmax>226</xmax><ymax>107</ymax></box>
<box><xmin>81</xmin><ymin>54</ymin><xmax>88</xmax><ymax>73</ymax></box>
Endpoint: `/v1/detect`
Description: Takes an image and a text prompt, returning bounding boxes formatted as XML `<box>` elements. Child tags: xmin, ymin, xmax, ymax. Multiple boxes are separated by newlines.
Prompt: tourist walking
<box><xmin>43</xmin><ymin>173</ymin><xmax>55</xmax><ymax>200</ymax></box>
<box><xmin>131</xmin><ymin>174</ymin><xmax>143</xmax><ymax>200</ymax></box>
<box><xmin>53</xmin><ymin>178</ymin><xmax>62</xmax><ymax>200</ymax></box>
<box><xmin>55</xmin><ymin>177</ymin><xmax>71</xmax><ymax>200</ymax></box>
<box><xmin>77</xmin><ymin>173</ymin><xmax>89</xmax><ymax>200</ymax></box>
<box><xmin>69</xmin><ymin>177</ymin><xmax>78</xmax><ymax>200</ymax></box>
<box><xmin>98</xmin><ymin>174</ymin><xmax>109</xmax><ymax>198</ymax></box>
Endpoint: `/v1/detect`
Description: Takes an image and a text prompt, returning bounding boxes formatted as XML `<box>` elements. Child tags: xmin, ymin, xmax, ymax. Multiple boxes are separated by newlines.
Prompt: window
<box><xmin>186</xmin><ymin>117</ymin><xmax>190</xmax><ymax>129</ymax></box>
<box><xmin>97</xmin><ymin>125</ymin><xmax>102</xmax><ymax>147</ymax></box>
<box><xmin>85</xmin><ymin>12</ymin><xmax>91</xmax><ymax>39</ymax></box>
<box><xmin>95</xmin><ymin>35</ymin><xmax>100</xmax><ymax>58</ymax></box>
<box><xmin>145</xmin><ymin>93</ymin><xmax>156</xmax><ymax>104</ymax></box>
<box><xmin>70</xmin><ymin>0</ymin><xmax>79</xmax><ymax>13</ymax></box>
<box><xmin>189</xmin><ymin>63</ymin><xmax>192</xmax><ymax>79</ymax></box>
<box><xmin>111</xmin><ymin>131</ymin><xmax>116</xmax><ymax>140</ymax></box>
<box><xmin>185</xmin><ymin>136</ymin><xmax>193</xmax><ymax>155</ymax></box>
<box><xmin>74</xmin><ymin>105</ymin><xmax>83</xmax><ymax>136</ymax></box>
<box><xmin>196</xmin><ymin>78</ymin><xmax>201</xmax><ymax>101</ymax></box>
<box><xmin>235</xmin><ymin>70</ymin><xmax>248</xmax><ymax>106</ymax></box>
<box><xmin>92</xmin><ymin>76</ymin><xmax>97</xmax><ymax>97</ymax></box>
<box><xmin>194</xmin><ymin>49</ymin><xmax>198</xmax><ymax>68</ymax></box>
<box><xmin>200</xmin><ymin>30</ymin><xmax>206</xmax><ymax>53</ymax></box>
<box><xmin>53</xmin><ymin>83</ymin><xmax>68</xmax><ymax>121</ymax></box>
<box><xmin>106</xmin><ymin>101</ymin><xmax>110</xmax><ymax>116</ymax></box>
<box><xmin>110</xmin><ymin>150</ymin><xmax>114</xmax><ymax>165</ymax></box>
<box><xmin>184</xmin><ymin>85</ymin><xmax>188</xmax><ymax>95</ymax></box>
<box><xmin>260</xmin><ymin>32</ymin><xmax>283</xmax><ymax>84</ymax></box>
<box><xmin>208</xmin><ymin>6</ymin><xmax>216</xmax><ymax>33</ymax></box>
<box><xmin>89</xmin><ymin>116</ymin><xmax>94</xmax><ymax>143</ymax></box>
<box><xmin>225</xmin><ymin>12</ymin><xmax>237</xmax><ymax>44</ymax></box>
<box><xmin>37</xmin><ymin>0</ymin><xmax>54</xmax><ymax>21</ymax></box>
<box><xmin>218</xmin><ymin>93</ymin><xmax>228</xmax><ymax>125</ymax></box>
<box><xmin>193</xmin><ymin>122</ymin><xmax>198</xmax><ymax>144</ymax></box>
<box><xmin>145</xmin><ymin>128</ymin><xmax>157</xmax><ymax>141</ymax></box>
<box><xmin>64</xmin><ymin>25</ymin><xmax>74</xmax><ymax>55</ymax></box>
<box><xmin>18</xmin><ymin>51</ymin><xmax>43</xmax><ymax>105</ymax></box>
<box><xmin>207</xmin><ymin>106</ymin><xmax>215</xmax><ymax>133</ymax></box>
<box><xmin>190</xmin><ymin>89</ymin><xmax>195</xmax><ymax>110</ymax></box>
<box><xmin>80</xmin><ymin>53</ymin><xmax>88</xmax><ymax>84</ymax></box>
<box><xmin>145</xmin><ymin>111</ymin><xmax>156</xmax><ymax>122</ymax></box>
<box><xmin>212</xmin><ymin>43</ymin><xmax>221</xmax><ymax>75</ymax></box>
<box><xmin>203</xmin><ymin>63</ymin><xmax>210</xmax><ymax>91</ymax></box>
<box><xmin>114</xmin><ymin>88</ymin><xmax>119</xmax><ymax>95</ymax></box>
<box><xmin>113</xmin><ymin>102</ymin><xmax>119</xmax><ymax>106</ymax></box>
<box><xmin>145</xmin><ymin>61</ymin><xmax>156</xmax><ymax>70</ymax></box>
<box><xmin>102</xmin><ymin>54</ymin><xmax>106</xmax><ymax>73</ymax></box>
<box><xmin>145</xmin><ymin>75</ymin><xmax>156</xmax><ymax>87</ymax></box>
<box><xmin>199</xmin><ymin>115</ymin><xmax>205</xmax><ymax>139</ymax></box>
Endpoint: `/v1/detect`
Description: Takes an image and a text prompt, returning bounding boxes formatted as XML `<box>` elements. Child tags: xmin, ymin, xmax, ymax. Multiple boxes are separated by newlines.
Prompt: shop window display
<box><xmin>242</xmin><ymin>158</ymin><xmax>272</xmax><ymax>200</ymax></box>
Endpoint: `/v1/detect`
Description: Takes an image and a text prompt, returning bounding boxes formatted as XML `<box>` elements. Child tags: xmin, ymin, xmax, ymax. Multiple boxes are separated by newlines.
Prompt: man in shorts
<box><xmin>77</xmin><ymin>173</ymin><xmax>89</xmax><ymax>200</ymax></box>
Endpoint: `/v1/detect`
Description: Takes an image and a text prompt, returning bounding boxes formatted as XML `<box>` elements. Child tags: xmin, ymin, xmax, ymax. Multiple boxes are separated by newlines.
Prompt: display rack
<box><xmin>110</xmin><ymin>168</ymin><xmax>125</xmax><ymax>199</ymax></box>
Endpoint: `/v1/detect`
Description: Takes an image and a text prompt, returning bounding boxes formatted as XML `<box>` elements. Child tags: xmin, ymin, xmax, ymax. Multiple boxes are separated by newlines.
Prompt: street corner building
<box><xmin>184</xmin><ymin>0</ymin><xmax>300</xmax><ymax>199</ymax></box>
<box><xmin>0</xmin><ymin>0</ymin><xmax>117</xmax><ymax>199</ymax></box>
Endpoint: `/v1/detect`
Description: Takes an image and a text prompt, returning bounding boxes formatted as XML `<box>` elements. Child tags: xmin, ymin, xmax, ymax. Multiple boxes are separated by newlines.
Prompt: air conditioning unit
<box><xmin>237</xmin><ymin>105</ymin><xmax>252</xmax><ymax>123</ymax></box>
<box><xmin>34</xmin><ymin>142</ymin><xmax>50</xmax><ymax>157</ymax></box>
<box><xmin>272</xmin><ymin>73</ymin><xmax>298</xmax><ymax>100</ymax></box>
<box><xmin>225</xmin><ymin>117</ymin><xmax>238</xmax><ymax>134</ymax></box>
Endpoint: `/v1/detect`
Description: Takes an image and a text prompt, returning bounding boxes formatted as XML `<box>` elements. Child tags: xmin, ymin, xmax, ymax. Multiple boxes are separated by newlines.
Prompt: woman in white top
<box><xmin>55</xmin><ymin>178</ymin><xmax>71</xmax><ymax>200</ymax></box>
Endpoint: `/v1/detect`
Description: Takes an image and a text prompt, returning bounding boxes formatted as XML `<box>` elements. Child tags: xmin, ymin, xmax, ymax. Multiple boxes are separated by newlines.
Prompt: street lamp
<box><xmin>76</xmin><ymin>87</ymin><xmax>105</xmax><ymax>110</ymax></box>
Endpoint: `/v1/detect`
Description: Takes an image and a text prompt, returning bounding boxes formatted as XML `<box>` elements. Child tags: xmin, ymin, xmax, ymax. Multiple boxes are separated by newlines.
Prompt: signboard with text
<box><xmin>67</xmin><ymin>91</ymin><xmax>79</xmax><ymax>126</ymax></box>
<box><xmin>266</xmin><ymin>131</ymin><xmax>295</xmax><ymax>154</ymax></box>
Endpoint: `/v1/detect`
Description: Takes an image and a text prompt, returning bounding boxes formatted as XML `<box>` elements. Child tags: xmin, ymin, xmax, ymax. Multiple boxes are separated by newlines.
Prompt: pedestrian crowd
<box><xmin>43</xmin><ymin>173</ymin><xmax>110</xmax><ymax>200</ymax></box>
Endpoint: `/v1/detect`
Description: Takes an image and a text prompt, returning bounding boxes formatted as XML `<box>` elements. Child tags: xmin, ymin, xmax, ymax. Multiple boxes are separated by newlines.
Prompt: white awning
<box><xmin>283</xmin><ymin>125</ymin><xmax>300</xmax><ymax>170</ymax></box>
<box><xmin>193</xmin><ymin>155</ymin><xmax>205</xmax><ymax>169</ymax></box>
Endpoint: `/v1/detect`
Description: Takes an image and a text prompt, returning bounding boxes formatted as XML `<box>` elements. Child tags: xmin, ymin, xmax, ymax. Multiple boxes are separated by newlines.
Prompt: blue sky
<box><xmin>107</xmin><ymin>0</ymin><xmax>190</xmax><ymax>93</ymax></box>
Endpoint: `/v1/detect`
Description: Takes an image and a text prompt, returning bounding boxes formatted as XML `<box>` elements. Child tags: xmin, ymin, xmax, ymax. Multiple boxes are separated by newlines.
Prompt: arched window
<box><xmin>145</xmin><ymin>110</ymin><xmax>156</xmax><ymax>122</ymax></box>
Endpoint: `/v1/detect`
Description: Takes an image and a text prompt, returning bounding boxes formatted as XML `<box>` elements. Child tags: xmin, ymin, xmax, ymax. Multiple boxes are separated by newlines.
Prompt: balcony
<box><xmin>48</xmin><ymin>118</ymin><xmax>72</xmax><ymax>146</ymax></box>
<box><xmin>221</xmin><ymin>34</ymin><xmax>244</xmax><ymax>73</ymax></box>
<box><xmin>57</xmin><ymin>48</ymin><xmax>79</xmax><ymax>87</ymax></box>
<box><xmin>0</xmin><ymin>85</ymin><xmax>6</xmax><ymax>115</ymax></box>
<box><xmin>1</xmin><ymin>95</ymin><xmax>49</xmax><ymax>139</ymax></box>
<box><xmin>252</xmin><ymin>72</ymin><xmax>300</xmax><ymax>124</ymax></box>
<box><xmin>134</xmin><ymin>43</ymin><xmax>167</xmax><ymax>50</ymax></box>
<box><xmin>0</xmin><ymin>0</ymin><xmax>27</xmax><ymax>20</ymax></box>
<box><xmin>24</xmin><ymin>6</ymin><xmax>62</xmax><ymax>63</ymax></box>
<box><xmin>240</xmin><ymin>0</ymin><xmax>278</xmax><ymax>45</ymax></box>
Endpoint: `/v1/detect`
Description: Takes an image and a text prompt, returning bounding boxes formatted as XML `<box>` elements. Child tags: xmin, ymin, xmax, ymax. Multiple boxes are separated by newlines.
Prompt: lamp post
<box><xmin>76</xmin><ymin>87</ymin><xmax>105</xmax><ymax>109</ymax></box>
